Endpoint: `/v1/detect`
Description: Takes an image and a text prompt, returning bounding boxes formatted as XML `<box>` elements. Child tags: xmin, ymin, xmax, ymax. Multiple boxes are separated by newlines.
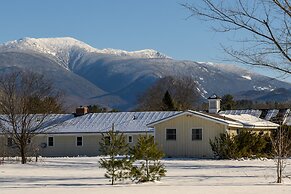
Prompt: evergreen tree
<box><xmin>88</xmin><ymin>104</ymin><xmax>107</xmax><ymax>113</ymax></box>
<box><xmin>130</xmin><ymin>135</ymin><xmax>166</xmax><ymax>182</ymax></box>
<box><xmin>99</xmin><ymin>124</ymin><xmax>132</xmax><ymax>185</ymax></box>
<box><xmin>221</xmin><ymin>94</ymin><xmax>236</xmax><ymax>110</ymax></box>
<box><xmin>210</xmin><ymin>133</ymin><xmax>237</xmax><ymax>159</ymax></box>
<box><xmin>162</xmin><ymin>90</ymin><xmax>176</xmax><ymax>111</ymax></box>
<box><xmin>210</xmin><ymin>130</ymin><xmax>271</xmax><ymax>159</ymax></box>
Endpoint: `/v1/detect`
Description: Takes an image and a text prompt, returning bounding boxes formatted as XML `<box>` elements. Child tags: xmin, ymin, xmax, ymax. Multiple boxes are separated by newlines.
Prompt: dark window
<box><xmin>7</xmin><ymin>137</ymin><xmax>13</xmax><ymax>147</ymax></box>
<box><xmin>166</xmin><ymin>129</ymin><xmax>176</xmax><ymax>140</ymax></box>
<box><xmin>27</xmin><ymin>138</ymin><xmax>31</xmax><ymax>144</ymax></box>
<box><xmin>128</xmin><ymin>136</ymin><xmax>133</xmax><ymax>143</ymax></box>
<box><xmin>77</xmin><ymin>136</ymin><xmax>83</xmax><ymax>146</ymax></box>
<box><xmin>48</xmin><ymin>137</ymin><xmax>54</xmax><ymax>147</ymax></box>
<box><xmin>192</xmin><ymin>128</ymin><xmax>202</xmax><ymax>140</ymax></box>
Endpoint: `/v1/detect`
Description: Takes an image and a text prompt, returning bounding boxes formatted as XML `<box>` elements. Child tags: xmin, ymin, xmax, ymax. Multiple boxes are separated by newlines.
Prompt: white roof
<box><xmin>147</xmin><ymin>110</ymin><xmax>244</xmax><ymax>128</ymax></box>
<box><xmin>0</xmin><ymin>114</ymin><xmax>74</xmax><ymax>133</ymax></box>
<box><xmin>220</xmin><ymin>114</ymin><xmax>279</xmax><ymax>129</ymax></box>
<box><xmin>220</xmin><ymin>109</ymin><xmax>262</xmax><ymax>118</ymax></box>
<box><xmin>49</xmin><ymin>111</ymin><xmax>181</xmax><ymax>134</ymax></box>
<box><xmin>0</xmin><ymin>111</ymin><xmax>278</xmax><ymax>134</ymax></box>
<box><xmin>148</xmin><ymin>110</ymin><xmax>278</xmax><ymax>129</ymax></box>
<box><xmin>187</xmin><ymin>110</ymin><xmax>244</xmax><ymax>127</ymax></box>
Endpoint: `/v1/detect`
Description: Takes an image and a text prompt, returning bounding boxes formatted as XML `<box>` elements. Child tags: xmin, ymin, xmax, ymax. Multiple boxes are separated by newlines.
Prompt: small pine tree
<box><xmin>99</xmin><ymin>124</ymin><xmax>132</xmax><ymax>185</ymax></box>
<box><xmin>162</xmin><ymin>90</ymin><xmax>176</xmax><ymax>111</ymax></box>
<box><xmin>130</xmin><ymin>135</ymin><xmax>166</xmax><ymax>182</ymax></box>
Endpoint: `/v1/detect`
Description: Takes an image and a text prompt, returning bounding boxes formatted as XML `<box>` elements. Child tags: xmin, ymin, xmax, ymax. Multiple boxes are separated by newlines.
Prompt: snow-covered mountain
<box><xmin>1</xmin><ymin>37</ymin><xmax>169</xmax><ymax>69</ymax></box>
<box><xmin>0</xmin><ymin>37</ymin><xmax>290</xmax><ymax>110</ymax></box>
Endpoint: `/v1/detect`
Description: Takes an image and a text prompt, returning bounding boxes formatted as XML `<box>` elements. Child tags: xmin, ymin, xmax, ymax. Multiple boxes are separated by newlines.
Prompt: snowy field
<box><xmin>0</xmin><ymin>157</ymin><xmax>290</xmax><ymax>194</ymax></box>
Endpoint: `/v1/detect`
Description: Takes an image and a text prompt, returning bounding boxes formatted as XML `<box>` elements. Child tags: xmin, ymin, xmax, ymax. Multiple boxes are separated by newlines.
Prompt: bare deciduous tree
<box><xmin>271</xmin><ymin>125</ymin><xmax>291</xmax><ymax>183</ymax></box>
<box><xmin>0</xmin><ymin>71</ymin><xmax>63</xmax><ymax>164</ymax></box>
<box><xmin>0</xmin><ymin>138</ymin><xmax>5</xmax><ymax>164</ymax></box>
<box><xmin>182</xmin><ymin>0</ymin><xmax>291</xmax><ymax>74</ymax></box>
<box><xmin>138</xmin><ymin>76</ymin><xmax>200</xmax><ymax>111</ymax></box>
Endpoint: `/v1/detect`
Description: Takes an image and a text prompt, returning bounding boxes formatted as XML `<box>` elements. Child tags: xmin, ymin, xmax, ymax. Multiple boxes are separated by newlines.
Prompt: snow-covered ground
<box><xmin>0</xmin><ymin>157</ymin><xmax>290</xmax><ymax>194</ymax></box>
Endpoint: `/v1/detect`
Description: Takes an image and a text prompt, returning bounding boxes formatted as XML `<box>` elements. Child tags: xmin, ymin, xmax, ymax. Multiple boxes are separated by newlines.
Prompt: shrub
<box><xmin>210</xmin><ymin>130</ymin><xmax>271</xmax><ymax>159</ymax></box>
<box><xmin>210</xmin><ymin>133</ymin><xmax>236</xmax><ymax>159</ymax></box>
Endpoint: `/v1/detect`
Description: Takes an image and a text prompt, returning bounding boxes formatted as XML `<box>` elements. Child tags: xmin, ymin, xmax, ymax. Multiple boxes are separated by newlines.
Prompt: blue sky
<box><xmin>0</xmin><ymin>0</ymin><xmax>290</xmax><ymax>83</ymax></box>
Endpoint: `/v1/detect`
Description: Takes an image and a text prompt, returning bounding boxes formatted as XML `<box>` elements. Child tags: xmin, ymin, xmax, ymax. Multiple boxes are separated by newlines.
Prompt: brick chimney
<box><xmin>208</xmin><ymin>94</ymin><xmax>221</xmax><ymax>114</ymax></box>
<box><xmin>75</xmin><ymin>106</ymin><xmax>88</xmax><ymax>116</ymax></box>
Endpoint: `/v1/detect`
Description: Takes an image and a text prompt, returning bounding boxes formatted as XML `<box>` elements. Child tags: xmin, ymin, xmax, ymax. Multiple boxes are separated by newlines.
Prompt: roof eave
<box><xmin>242</xmin><ymin>125</ymin><xmax>279</xmax><ymax>129</ymax></box>
<box><xmin>147</xmin><ymin>110</ymin><xmax>243</xmax><ymax>127</ymax></box>
<box><xmin>228</xmin><ymin>123</ymin><xmax>244</xmax><ymax>128</ymax></box>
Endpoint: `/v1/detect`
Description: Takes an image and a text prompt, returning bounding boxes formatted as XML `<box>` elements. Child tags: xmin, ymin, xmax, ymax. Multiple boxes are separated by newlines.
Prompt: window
<box><xmin>7</xmin><ymin>137</ymin><xmax>13</xmax><ymax>147</ymax></box>
<box><xmin>48</xmin><ymin>137</ymin><xmax>54</xmax><ymax>147</ymax></box>
<box><xmin>27</xmin><ymin>138</ymin><xmax>31</xmax><ymax>144</ymax></box>
<box><xmin>76</xmin><ymin>136</ymin><xmax>83</xmax><ymax>146</ymax></box>
<box><xmin>128</xmin><ymin>135</ymin><xmax>133</xmax><ymax>143</ymax></box>
<box><xmin>192</xmin><ymin>128</ymin><xmax>202</xmax><ymax>140</ymax></box>
<box><xmin>166</xmin><ymin>129</ymin><xmax>176</xmax><ymax>140</ymax></box>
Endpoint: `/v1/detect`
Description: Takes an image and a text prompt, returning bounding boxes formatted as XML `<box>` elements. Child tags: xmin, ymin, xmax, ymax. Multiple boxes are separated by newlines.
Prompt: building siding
<box><xmin>227</xmin><ymin>127</ymin><xmax>272</xmax><ymax>136</ymax></box>
<box><xmin>1</xmin><ymin>133</ymin><xmax>149</xmax><ymax>157</ymax></box>
<box><xmin>154</xmin><ymin>114</ymin><xmax>226</xmax><ymax>158</ymax></box>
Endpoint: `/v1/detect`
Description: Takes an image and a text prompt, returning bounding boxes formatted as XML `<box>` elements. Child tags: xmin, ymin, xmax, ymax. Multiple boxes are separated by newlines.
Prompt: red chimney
<box><xmin>75</xmin><ymin>106</ymin><xmax>88</xmax><ymax>116</ymax></box>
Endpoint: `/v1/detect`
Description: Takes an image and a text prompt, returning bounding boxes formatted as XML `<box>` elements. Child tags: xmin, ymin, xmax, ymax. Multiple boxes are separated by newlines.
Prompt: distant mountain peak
<box><xmin>0</xmin><ymin>37</ymin><xmax>170</xmax><ymax>60</ymax></box>
<box><xmin>1</xmin><ymin>37</ymin><xmax>99</xmax><ymax>55</ymax></box>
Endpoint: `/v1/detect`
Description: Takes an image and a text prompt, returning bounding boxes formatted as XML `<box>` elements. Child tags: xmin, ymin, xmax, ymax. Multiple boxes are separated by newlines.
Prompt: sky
<box><xmin>0</xmin><ymin>0</ymin><xmax>290</xmax><ymax>83</ymax></box>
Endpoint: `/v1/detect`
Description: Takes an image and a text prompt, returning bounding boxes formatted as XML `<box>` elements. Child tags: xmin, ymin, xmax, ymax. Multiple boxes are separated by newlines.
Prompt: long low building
<box><xmin>0</xmin><ymin>97</ymin><xmax>279</xmax><ymax>158</ymax></box>
<box><xmin>0</xmin><ymin>111</ymin><xmax>180</xmax><ymax>157</ymax></box>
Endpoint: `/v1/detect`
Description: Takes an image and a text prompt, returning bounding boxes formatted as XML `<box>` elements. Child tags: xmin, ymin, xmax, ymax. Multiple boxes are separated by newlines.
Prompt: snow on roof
<box><xmin>220</xmin><ymin>109</ymin><xmax>291</xmax><ymax>126</ymax></box>
<box><xmin>187</xmin><ymin>110</ymin><xmax>244</xmax><ymax>127</ymax></box>
<box><xmin>0</xmin><ymin>111</ymin><xmax>279</xmax><ymax>134</ymax></box>
<box><xmin>220</xmin><ymin>109</ymin><xmax>262</xmax><ymax>118</ymax></box>
<box><xmin>0</xmin><ymin>114</ymin><xmax>75</xmax><ymax>133</ymax></box>
<box><xmin>220</xmin><ymin>114</ymin><xmax>279</xmax><ymax>129</ymax></box>
<box><xmin>49</xmin><ymin>111</ymin><xmax>181</xmax><ymax>134</ymax></box>
<box><xmin>147</xmin><ymin>110</ymin><xmax>244</xmax><ymax>128</ymax></box>
<box><xmin>208</xmin><ymin>94</ymin><xmax>220</xmax><ymax>99</ymax></box>
<box><xmin>147</xmin><ymin>110</ymin><xmax>278</xmax><ymax>129</ymax></box>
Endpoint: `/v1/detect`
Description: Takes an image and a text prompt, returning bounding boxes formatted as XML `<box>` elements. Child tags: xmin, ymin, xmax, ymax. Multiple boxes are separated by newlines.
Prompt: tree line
<box><xmin>218</xmin><ymin>94</ymin><xmax>291</xmax><ymax>111</ymax></box>
<box><xmin>137</xmin><ymin>76</ymin><xmax>291</xmax><ymax>112</ymax></box>
<box><xmin>137</xmin><ymin>76</ymin><xmax>201</xmax><ymax>111</ymax></box>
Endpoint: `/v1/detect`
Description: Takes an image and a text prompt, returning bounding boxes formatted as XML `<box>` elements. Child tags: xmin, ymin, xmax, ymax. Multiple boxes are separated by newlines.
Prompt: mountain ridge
<box><xmin>0</xmin><ymin>37</ymin><xmax>290</xmax><ymax>110</ymax></box>
<box><xmin>0</xmin><ymin>37</ymin><xmax>170</xmax><ymax>69</ymax></box>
